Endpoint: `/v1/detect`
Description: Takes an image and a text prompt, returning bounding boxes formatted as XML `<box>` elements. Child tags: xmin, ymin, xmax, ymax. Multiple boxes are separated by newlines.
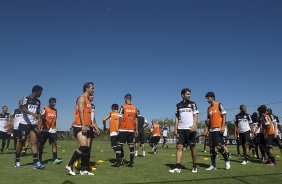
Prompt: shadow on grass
<box><xmin>165</xmin><ymin>164</ymin><xmax>188</xmax><ymax>170</ymax></box>
<box><xmin>62</xmin><ymin>181</ymin><xmax>75</xmax><ymax>184</ymax></box>
<box><xmin>127</xmin><ymin>172</ymin><xmax>282</xmax><ymax>184</ymax></box>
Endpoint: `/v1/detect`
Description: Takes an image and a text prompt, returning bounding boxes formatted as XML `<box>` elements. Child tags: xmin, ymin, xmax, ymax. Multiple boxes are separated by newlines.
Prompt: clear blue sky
<box><xmin>1</xmin><ymin>0</ymin><xmax>282</xmax><ymax>130</ymax></box>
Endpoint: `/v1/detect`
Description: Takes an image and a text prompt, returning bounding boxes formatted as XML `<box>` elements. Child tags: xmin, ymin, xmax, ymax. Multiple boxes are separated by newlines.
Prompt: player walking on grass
<box><xmin>161</xmin><ymin>123</ymin><xmax>169</xmax><ymax>149</ymax></box>
<box><xmin>169</xmin><ymin>88</ymin><xmax>199</xmax><ymax>173</ymax></box>
<box><xmin>103</xmin><ymin>104</ymin><xmax>121</xmax><ymax>166</ymax></box>
<box><xmin>66</xmin><ymin>82</ymin><xmax>95</xmax><ymax>176</ymax></box>
<box><xmin>257</xmin><ymin>105</ymin><xmax>276</xmax><ymax>166</ymax></box>
<box><xmin>11</xmin><ymin>100</ymin><xmax>23</xmax><ymax>150</ymax></box>
<box><xmin>116</xmin><ymin>94</ymin><xmax>138</xmax><ymax>167</ymax></box>
<box><xmin>15</xmin><ymin>85</ymin><xmax>45</xmax><ymax>169</ymax></box>
<box><xmin>235</xmin><ymin>105</ymin><xmax>253</xmax><ymax>165</ymax></box>
<box><xmin>204</xmin><ymin>92</ymin><xmax>230</xmax><ymax>171</ymax></box>
<box><xmin>0</xmin><ymin>106</ymin><xmax>11</xmax><ymax>153</ymax></box>
<box><xmin>134</xmin><ymin>110</ymin><xmax>149</xmax><ymax>157</ymax></box>
<box><xmin>267</xmin><ymin>108</ymin><xmax>282</xmax><ymax>154</ymax></box>
<box><xmin>149</xmin><ymin>121</ymin><xmax>161</xmax><ymax>154</ymax></box>
<box><xmin>38</xmin><ymin>97</ymin><xmax>62</xmax><ymax>164</ymax></box>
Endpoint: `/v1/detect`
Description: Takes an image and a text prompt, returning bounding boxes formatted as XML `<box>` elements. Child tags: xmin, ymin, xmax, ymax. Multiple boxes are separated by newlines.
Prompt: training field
<box><xmin>0</xmin><ymin>140</ymin><xmax>281</xmax><ymax>184</ymax></box>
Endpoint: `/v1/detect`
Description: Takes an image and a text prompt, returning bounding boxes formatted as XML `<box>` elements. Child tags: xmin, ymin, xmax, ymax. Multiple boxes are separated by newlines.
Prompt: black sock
<box><xmin>15</xmin><ymin>152</ymin><xmax>20</xmax><ymax>163</ymax></box>
<box><xmin>219</xmin><ymin>147</ymin><xmax>229</xmax><ymax>162</ymax></box>
<box><xmin>129</xmin><ymin>145</ymin><xmax>134</xmax><ymax>163</ymax></box>
<box><xmin>270</xmin><ymin>156</ymin><xmax>276</xmax><ymax>163</ymax></box>
<box><xmin>68</xmin><ymin>149</ymin><xmax>82</xmax><ymax>167</ymax></box>
<box><xmin>121</xmin><ymin>146</ymin><xmax>124</xmax><ymax>159</ymax></box>
<box><xmin>175</xmin><ymin>163</ymin><xmax>181</xmax><ymax>169</ymax></box>
<box><xmin>53</xmin><ymin>152</ymin><xmax>57</xmax><ymax>160</ymax></box>
<box><xmin>33</xmin><ymin>153</ymin><xmax>39</xmax><ymax>164</ymax></box>
<box><xmin>38</xmin><ymin>146</ymin><xmax>43</xmax><ymax>161</ymax></box>
<box><xmin>2</xmin><ymin>140</ymin><xmax>6</xmax><ymax>150</ymax></box>
<box><xmin>210</xmin><ymin>148</ymin><xmax>216</xmax><ymax>167</ymax></box>
<box><xmin>245</xmin><ymin>155</ymin><xmax>249</xmax><ymax>161</ymax></box>
<box><xmin>115</xmin><ymin>145</ymin><xmax>122</xmax><ymax>164</ymax></box>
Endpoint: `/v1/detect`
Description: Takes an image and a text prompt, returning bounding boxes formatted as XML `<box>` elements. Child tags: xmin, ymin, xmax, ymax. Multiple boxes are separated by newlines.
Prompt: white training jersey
<box><xmin>12</xmin><ymin>109</ymin><xmax>23</xmax><ymax>130</ymax></box>
<box><xmin>235</xmin><ymin>113</ymin><xmax>252</xmax><ymax>133</ymax></box>
<box><xmin>176</xmin><ymin>100</ymin><xmax>199</xmax><ymax>130</ymax></box>
<box><xmin>20</xmin><ymin>96</ymin><xmax>41</xmax><ymax>125</ymax></box>
<box><xmin>0</xmin><ymin>113</ymin><xmax>9</xmax><ymax>132</ymax></box>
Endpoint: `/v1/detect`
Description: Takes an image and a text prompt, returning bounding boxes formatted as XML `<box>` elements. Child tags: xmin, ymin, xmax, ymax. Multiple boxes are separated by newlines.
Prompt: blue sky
<box><xmin>1</xmin><ymin>0</ymin><xmax>282</xmax><ymax>130</ymax></box>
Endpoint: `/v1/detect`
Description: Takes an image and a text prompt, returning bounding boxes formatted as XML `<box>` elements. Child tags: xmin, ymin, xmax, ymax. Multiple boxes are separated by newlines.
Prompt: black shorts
<box><xmin>39</xmin><ymin>131</ymin><xmax>57</xmax><ymax>145</ymax></box>
<box><xmin>256</xmin><ymin>134</ymin><xmax>264</xmax><ymax>144</ymax></box>
<box><xmin>264</xmin><ymin>135</ymin><xmax>274</xmax><ymax>148</ymax></box>
<box><xmin>135</xmin><ymin>131</ymin><xmax>145</xmax><ymax>144</ymax></box>
<box><xmin>239</xmin><ymin>131</ymin><xmax>250</xmax><ymax>145</ymax></box>
<box><xmin>150</xmin><ymin>136</ymin><xmax>160</xmax><ymax>145</ymax></box>
<box><xmin>208</xmin><ymin>131</ymin><xmax>224</xmax><ymax>147</ymax></box>
<box><xmin>163</xmin><ymin>136</ymin><xmax>168</xmax><ymax>143</ymax></box>
<box><xmin>73</xmin><ymin>126</ymin><xmax>93</xmax><ymax>139</ymax></box>
<box><xmin>110</xmin><ymin>136</ymin><xmax>118</xmax><ymax>148</ymax></box>
<box><xmin>13</xmin><ymin>129</ymin><xmax>19</xmax><ymax>139</ymax></box>
<box><xmin>0</xmin><ymin>131</ymin><xmax>8</xmax><ymax>139</ymax></box>
<box><xmin>176</xmin><ymin>129</ymin><xmax>197</xmax><ymax>147</ymax></box>
<box><xmin>118</xmin><ymin>131</ymin><xmax>135</xmax><ymax>145</ymax></box>
<box><xmin>18</xmin><ymin>124</ymin><xmax>38</xmax><ymax>143</ymax></box>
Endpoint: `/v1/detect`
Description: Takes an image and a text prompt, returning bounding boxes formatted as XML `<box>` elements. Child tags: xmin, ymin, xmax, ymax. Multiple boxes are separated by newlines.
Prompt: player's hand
<box><xmin>174</xmin><ymin>129</ymin><xmax>177</xmax><ymax>136</ymax></box>
<box><xmin>82</xmin><ymin>125</ymin><xmax>87</xmax><ymax>135</ymax></box>
<box><xmin>135</xmin><ymin>131</ymin><xmax>138</xmax><ymax>137</ymax></box>
<box><xmin>220</xmin><ymin>126</ymin><xmax>225</xmax><ymax>133</ymax></box>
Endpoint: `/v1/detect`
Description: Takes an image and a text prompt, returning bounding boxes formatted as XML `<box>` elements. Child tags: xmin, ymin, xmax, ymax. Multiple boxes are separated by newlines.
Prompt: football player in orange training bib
<box><xmin>38</xmin><ymin>98</ymin><xmax>62</xmax><ymax>164</ymax></box>
<box><xmin>204</xmin><ymin>92</ymin><xmax>230</xmax><ymax>171</ymax></box>
<box><xmin>66</xmin><ymin>82</ymin><xmax>96</xmax><ymax>176</ymax></box>
<box><xmin>103</xmin><ymin>104</ymin><xmax>121</xmax><ymax>166</ymax></box>
<box><xmin>116</xmin><ymin>94</ymin><xmax>138</xmax><ymax>167</ymax></box>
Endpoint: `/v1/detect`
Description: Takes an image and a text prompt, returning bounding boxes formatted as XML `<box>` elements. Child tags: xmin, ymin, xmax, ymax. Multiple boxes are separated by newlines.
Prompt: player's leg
<box><xmin>30</xmin><ymin>127</ymin><xmax>45</xmax><ymax>169</ymax></box>
<box><xmin>15</xmin><ymin>124</ymin><xmax>29</xmax><ymax>167</ymax></box>
<box><xmin>1</xmin><ymin>132</ymin><xmax>7</xmax><ymax>153</ymax></box>
<box><xmin>38</xmin><ymin>132</ymin><xmax>48</xmax><ymax>162</ymax></box>
<box><xmin>111</xmin><ymin>136</ymin><xmax>120</xmax><ymax>167</ymax></box>
<box><xmin>169</xmin><ymin>130</ymin><xmax>184</xmax><ymax>173</ymax></box>
<box><xmin>50</xmin><ymin>133</ymin><xmax>62</xmax><ymax>164</ymax></box>
<box><xmin>206</xmin><ymin>132</ymin><xmax>217</xmax><ymax>170</ymax></box>
<box><xmin>189</xmin><ymin>130</ymin><xmax>197</xmax><ymax>173</ymax></box>
<box><xmin>216</xmin><ymin>132</ymin><xmax>230</xmax><ymax>170</ymax></box>
<box><xmin>6</xmin><ymin>133</ymin><xmax>11</xmax><ymax>150</ymax></box>
<box><xmin>140</xmin><ymin>132</ymin><xmax>145</xmax><ymax>156</ymax></box>
<box><xmin>127</xmin><ymin>132</ymin><xmax>135</xmax><ymax>167</ymax></box>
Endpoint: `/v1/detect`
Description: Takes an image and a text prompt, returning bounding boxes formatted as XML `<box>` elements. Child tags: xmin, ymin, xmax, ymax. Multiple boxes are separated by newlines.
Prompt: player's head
<box><xmin>251</xmin><ymin>112</ymin><xmax>258</xmax><ymax>122</ymax></box>
<box><xmin>137</xmin><ymin>110</ymin><xmax>140</xmax><ymax>116</ymax></box>
<box><xmin>124</xmin><ymin>93</ymin><xmax>132</xmax><ymax>104</ymax></box>
<box><xmin>49</xmin><ymin>97</ymin><xmax>56</xmax><ymax>108</ymax></box>
<box><xmin>2</xmin><ymin>106</ymin><xmax>8</xmax><ymax>113</ymax></box>
<box><xmin>267</xmin><ymin>108</ymin><xmax>272</xmax><ymax>115</ymax></box>
<box><xmin>111</xmin><ymin>104</ymin><xmax>119</xmax><ymax>111</ymax></box>
<box><xmin>205</xmin><ymin>92</ymin><xmax>215</xmax><ymax>104</ymax></box>
<box><xmin>91</xmin><ymin>104</ymin><xmax>95</xmax><ymax>110</ymax></box>
<box><xmin>240</xmin><ymin>105</ymin><xmax>247</xmax><ymax>113</ymax></box>
<box><xmin>257</xmin><ymin>105</ymin><xmax>267</xmax><ymax>115</ymax></box>
<box><xmin>83</xmin><ymin>82</ymin><xmax>94</xmax><ymax>95</ymax></box>
<box><xmin>89</xmin><ymin>93</ymin><xmax>94</xmax><ymax>101</ymax></box>
<box><xmin>32</xmin><ymin>85</ymin><xmax>43</xmax><ymax>98</ymax></box>
<box><xmin>181</xmin><ymin>88</ymin><xmax>191</xmax><ymax>101</ymax></box>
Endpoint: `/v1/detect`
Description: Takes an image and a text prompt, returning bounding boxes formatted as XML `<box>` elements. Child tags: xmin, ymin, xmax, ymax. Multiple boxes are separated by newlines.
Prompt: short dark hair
<box><xmin>205</xmin><ymin>92</ymin><xmax>215</xmax><ymax>99</ymax></box>
<box><xmin>181</xmin><ymin>88</ymin><xmax>191</xmax><ymax>96</ymax></box>
<box><xmin>240</xmin><ymin>105</ymin><xmax>246</xmax><ymax>110</ymax></box>
<box><xmin>83</xmin><ymin>82</ymin><xmax>94</xmax><ymax>92</ymax></box>
<box><xmin>49</xmin><ymin>97</ymin><xmax>56</xmax><ymax>103</ymax></box>
<box><xmin>257</xmin><ymin>105</ymin><xmax>267</xmax><ymax>114</ymax></box>
<box><xmin>125</xmin><ymin>93</ymin><xmax>132</xmax><ymax>99</ymax></box>
<box><xmin>251</xmin><ymin>112</ymin><xmax>258</xmax><ymax>122</ymax></box>
<box><xmin>112</xmin><ymin>104</ymin><xmax>119</xmax><ymax>110</ymax></box>
<box><xmin>32</xmin><ymin>85</ymin><xmax>43</xmax><ymax>92</ymax></box>
<box><xmin>2</xmin><ymin>105</ymin><xmax>7</xmax><ymax>109</ymax></box>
